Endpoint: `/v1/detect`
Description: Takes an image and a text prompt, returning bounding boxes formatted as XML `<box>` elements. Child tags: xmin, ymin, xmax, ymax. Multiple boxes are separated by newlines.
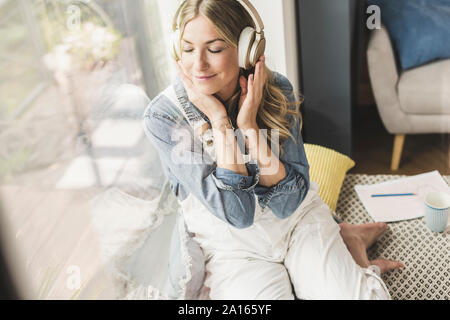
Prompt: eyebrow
<box><xmin>182</xmin><ymin>38</ymin><xmax>225</xmax><ymax>45</ymax></box>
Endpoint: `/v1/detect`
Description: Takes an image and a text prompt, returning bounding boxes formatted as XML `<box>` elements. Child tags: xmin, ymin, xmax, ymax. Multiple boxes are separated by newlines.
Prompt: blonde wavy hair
<box><xmin>172</xmin><ymin>0</ymin><xmax>304</xmax><ymax>157</ymax></box>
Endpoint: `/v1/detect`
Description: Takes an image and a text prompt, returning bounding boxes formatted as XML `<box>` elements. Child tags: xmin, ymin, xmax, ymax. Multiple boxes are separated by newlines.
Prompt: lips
<box><xmin>195</xmin><ymin>74</ymin><xmax>216</xmax><ymax>80</ymax></box>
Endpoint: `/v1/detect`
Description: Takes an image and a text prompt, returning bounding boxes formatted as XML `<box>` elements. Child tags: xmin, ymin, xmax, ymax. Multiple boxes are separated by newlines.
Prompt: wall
<box><xmin>252</xmin><ymin>0</ymin><xmax>300</xmax><ymax>95</ymax></box>
<box><xmin>296</xmin><ymin>0</ymin><xmax>363</xmax><ymax>157</ymax></box>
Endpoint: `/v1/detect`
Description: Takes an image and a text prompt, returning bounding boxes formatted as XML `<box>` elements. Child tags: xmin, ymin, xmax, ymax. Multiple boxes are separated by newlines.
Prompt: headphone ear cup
<box><xmin>249</xmin><ymin>36</ymin><xmax>266</xmax><ymax>67</ymax></box>
<box><xmin>171</xmin><ymin>29</ymin><xmax>181</xmax><ymax>60</ymax></box>
<box><xmin>238</xmin><ymin>26</ymin><xmax>256</xmax><ymax>70</ymax></box>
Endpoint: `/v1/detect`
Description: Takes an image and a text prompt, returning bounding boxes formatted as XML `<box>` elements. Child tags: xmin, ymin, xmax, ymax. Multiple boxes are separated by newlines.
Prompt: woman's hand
<box><xmin>174</xmin><ymin>60</ymin><xmax>227</xmax><ymax>122</ymax></box>
<box><xmin>237</xmin><ymin>55</ymin><xmax>266</xmax><ymax>130</ymax></box>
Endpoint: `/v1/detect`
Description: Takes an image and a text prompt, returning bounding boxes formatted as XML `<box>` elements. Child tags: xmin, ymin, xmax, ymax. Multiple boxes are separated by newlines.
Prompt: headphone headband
<box><xmin>236</xmin><ymin>0</ymin><xmax>264</xmax><ymax>33</ymax></box>
<box><xmin>173</xmin><ymin>0</ymin><xmax>186</xmax><ymax>31</ymax></box>
<box><xmin>173</xmin><ymin>0</ymin><xmax>264</xmax><ymax>34</ymax></box>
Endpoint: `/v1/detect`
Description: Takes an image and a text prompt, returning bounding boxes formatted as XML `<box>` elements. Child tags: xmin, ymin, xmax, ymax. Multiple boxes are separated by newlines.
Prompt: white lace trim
<box><xmin>89</xmin><ymin>181</ymin><xmax>178</xmax><ymax>300</ymax></box>
<box><xmin>123</xmin><ymin>283</ymin><xmax>169</xmax><ymax>300</ymax></box>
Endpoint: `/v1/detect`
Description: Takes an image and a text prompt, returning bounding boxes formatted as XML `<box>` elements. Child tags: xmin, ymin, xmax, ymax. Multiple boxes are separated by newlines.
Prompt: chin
<box><xmin>194</xmin><ymin>84</ymin><xmax>220</xmax><ymax>95</ymax></box>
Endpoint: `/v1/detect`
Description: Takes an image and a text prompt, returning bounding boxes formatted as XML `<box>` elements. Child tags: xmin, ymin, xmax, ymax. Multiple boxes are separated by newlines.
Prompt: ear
<box><xmin>239</xmin><ymin>75</ymin><xmax>247</xmax><ymax>88</ymax></box>
<box><xmin>239</xmin><ymin>75</ymin><xmax>248</xmax><ymax>97</ymax></box>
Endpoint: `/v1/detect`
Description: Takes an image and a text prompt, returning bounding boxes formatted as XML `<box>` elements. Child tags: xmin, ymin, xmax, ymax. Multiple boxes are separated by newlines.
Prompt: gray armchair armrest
<box><xmin>367</xmin><ymin>26</ymin><xmax>411</xmax><ymax>133</ymax></box>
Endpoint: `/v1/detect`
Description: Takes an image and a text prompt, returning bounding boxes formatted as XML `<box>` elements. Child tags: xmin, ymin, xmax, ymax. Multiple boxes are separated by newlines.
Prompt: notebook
<box><xmin>354</xmin><ymin>170</ymin><xmax>450</xmax><ymax>222</ymax></box>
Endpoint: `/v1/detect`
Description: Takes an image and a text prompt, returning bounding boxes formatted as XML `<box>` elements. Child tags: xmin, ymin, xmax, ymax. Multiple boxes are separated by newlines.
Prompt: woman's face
<box><xmin>180</xmin><ymin>14</ymin><xmax>240</xmax><ymax>102</ymax></box>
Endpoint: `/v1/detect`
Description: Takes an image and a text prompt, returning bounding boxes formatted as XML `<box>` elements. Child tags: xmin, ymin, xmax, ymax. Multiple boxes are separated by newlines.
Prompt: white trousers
<box><xmin>181</xmin><ymin>182</ymin><xmax>391</xmax><ymax>300</ymax></box>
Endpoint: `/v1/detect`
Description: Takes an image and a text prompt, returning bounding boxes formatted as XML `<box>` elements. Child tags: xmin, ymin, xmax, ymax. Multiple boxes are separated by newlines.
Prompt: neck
<box><xmin>215</xmin><ymin>78</ymin><xmax>240</xmax><ymax>105</ymax></box>
<box><xmin>217</xmin><ymin>71</ymin><xmax>242</xmax><ymax>101</ymax></box>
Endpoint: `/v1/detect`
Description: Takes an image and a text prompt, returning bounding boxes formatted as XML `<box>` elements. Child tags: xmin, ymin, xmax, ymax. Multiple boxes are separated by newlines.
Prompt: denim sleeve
<box><xmin>254</xmin><ymin>74</ymin><xmax>310</xmax><ymax>219</ymax></box>
<box><xmin>143</xmin><ymin>96</ymin><xmax>258</xmax><ymax>229</ymax></box>
<box><xmin>213</xmin><ymin>160</ymin><xmax>260</xmax><ymax>191</ymax></box>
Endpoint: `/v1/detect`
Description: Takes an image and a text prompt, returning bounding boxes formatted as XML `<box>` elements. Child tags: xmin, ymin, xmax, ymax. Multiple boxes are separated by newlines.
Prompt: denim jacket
<box><xmin>142</xmin><ymin>71</ymin><xmax>310</xmax><ymax>229</ymax></box>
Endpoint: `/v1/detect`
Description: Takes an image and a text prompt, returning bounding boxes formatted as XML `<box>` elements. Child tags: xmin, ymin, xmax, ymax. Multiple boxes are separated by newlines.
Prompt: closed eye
<box><xmin>182</xmin><ymin>49</ymin><xmax>223</xmax><ymax>54</ymax></box>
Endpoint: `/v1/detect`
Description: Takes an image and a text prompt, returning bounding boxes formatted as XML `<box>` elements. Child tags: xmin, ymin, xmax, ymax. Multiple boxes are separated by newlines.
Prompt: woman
<box><xmin>143</xmin><ymin>0</ymin><xmax>404</xmax><ymax>299</ymax></box>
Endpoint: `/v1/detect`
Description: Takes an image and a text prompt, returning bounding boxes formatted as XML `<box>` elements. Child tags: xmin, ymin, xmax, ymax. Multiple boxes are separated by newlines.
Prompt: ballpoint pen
<box><xmin>371</xmin><ymin>193</ymin><xmax>416</xmax><ymax>197</ymax></box>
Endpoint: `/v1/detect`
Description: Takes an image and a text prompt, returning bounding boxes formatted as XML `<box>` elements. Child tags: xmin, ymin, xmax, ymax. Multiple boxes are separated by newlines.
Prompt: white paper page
<box><xmin>354</xmin><ymin>170</ymin><xmax>450</xmax><ymax>222</ymax></box>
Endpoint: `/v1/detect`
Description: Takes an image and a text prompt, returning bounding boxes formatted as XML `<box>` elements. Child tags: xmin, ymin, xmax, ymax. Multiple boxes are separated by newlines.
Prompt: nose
<box><xmin>193</xmin><ymin>50</ymin><xmax>209</xmax><ymax>71</ymax></box>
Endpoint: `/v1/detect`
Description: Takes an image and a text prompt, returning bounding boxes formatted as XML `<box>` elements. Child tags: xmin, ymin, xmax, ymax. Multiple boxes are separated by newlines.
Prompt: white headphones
<box><xmin>171</xmin><ymin>0</ymin><xmax>265</xmax><ymax>70</ymax></box>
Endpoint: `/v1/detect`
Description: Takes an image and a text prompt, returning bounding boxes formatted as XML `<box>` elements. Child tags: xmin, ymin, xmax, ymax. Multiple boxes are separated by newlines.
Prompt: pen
<box><xmin>371</xmin><ymin>193</ymin><xmax>416</xmax><ymax>197</ymax></box>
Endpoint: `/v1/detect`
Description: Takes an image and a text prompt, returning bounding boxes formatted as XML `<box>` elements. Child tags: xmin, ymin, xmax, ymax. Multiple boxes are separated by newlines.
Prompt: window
<box><xmin>0</xmin><ymin>0</ymin><xmax>179</xmax><ymax>299</ymax></box>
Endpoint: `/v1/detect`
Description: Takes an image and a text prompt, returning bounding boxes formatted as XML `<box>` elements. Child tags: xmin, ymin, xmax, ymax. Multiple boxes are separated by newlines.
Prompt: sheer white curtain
<box><xmin>0</xmin><ymin>0</ymin><xmax>184</xmax><ymax>300</ymax></box>
<box><xmin>151</xmin><ymin>0</ymin><xmax>180</xmax><ymax>85</ymax></box>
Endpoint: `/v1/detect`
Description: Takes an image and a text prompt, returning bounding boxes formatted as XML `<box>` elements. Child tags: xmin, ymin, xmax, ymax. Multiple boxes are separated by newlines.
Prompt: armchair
<box><xmin>366</xmin><ymin>25</ymin><xmax>450</xmax><ymax>170</ymax></box>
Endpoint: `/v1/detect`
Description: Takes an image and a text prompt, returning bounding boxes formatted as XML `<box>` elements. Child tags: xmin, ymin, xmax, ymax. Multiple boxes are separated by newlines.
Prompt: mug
<box><xmin>424</xmin><ymin>192</ymin><xmax>450</xmax><ymax>232</ymax></box>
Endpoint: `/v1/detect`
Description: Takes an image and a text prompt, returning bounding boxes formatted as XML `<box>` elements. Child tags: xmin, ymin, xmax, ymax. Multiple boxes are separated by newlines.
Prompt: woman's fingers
<box><xmin>175</xmin><ymin>61</ymin><xmax>189</xmax><ymax>84</ymax></box>
<box><xmin>253</xmin><ymin>55</ymin><xmax>265</xmax><ymax>96</ymax></box>
<box><xmin>238</xmin><ymin>76</ymin><xmax>247</xmax><ymax>111</ymax></box>
<box><xmin>239</xmin><ymin>75</ymin><xmax>248</xmax><ymax>95</ymax></box>
<box><xmin>247</xmin><ymin>74</ymin><xmax>254</xmax><ymax>97</ymax></box>
<box><xmin>254</xmin><ymin>56</ymin><xmax>261</xmax><ymax>84</ymax></box>
<box><xmin>261</xmin><ymin>55</ymin><xmax>267</xmax><ymax>83</ymax></box>
<box><xmin>174</xmin><ymin>60</ymin><xmax>193</xmax><ymax>89</ymax></box>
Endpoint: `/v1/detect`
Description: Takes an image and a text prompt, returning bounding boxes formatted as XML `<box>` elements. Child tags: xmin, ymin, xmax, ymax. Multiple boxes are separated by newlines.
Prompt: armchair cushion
<box><xmin>398</xmin><ymin>59</ymin><xmax>450</xmax><ymax>115</ymax></box>
<box><xmin>367</xmin><ymin>0</ymin><xmax>450</xmax><ymax>70</ymax></box>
